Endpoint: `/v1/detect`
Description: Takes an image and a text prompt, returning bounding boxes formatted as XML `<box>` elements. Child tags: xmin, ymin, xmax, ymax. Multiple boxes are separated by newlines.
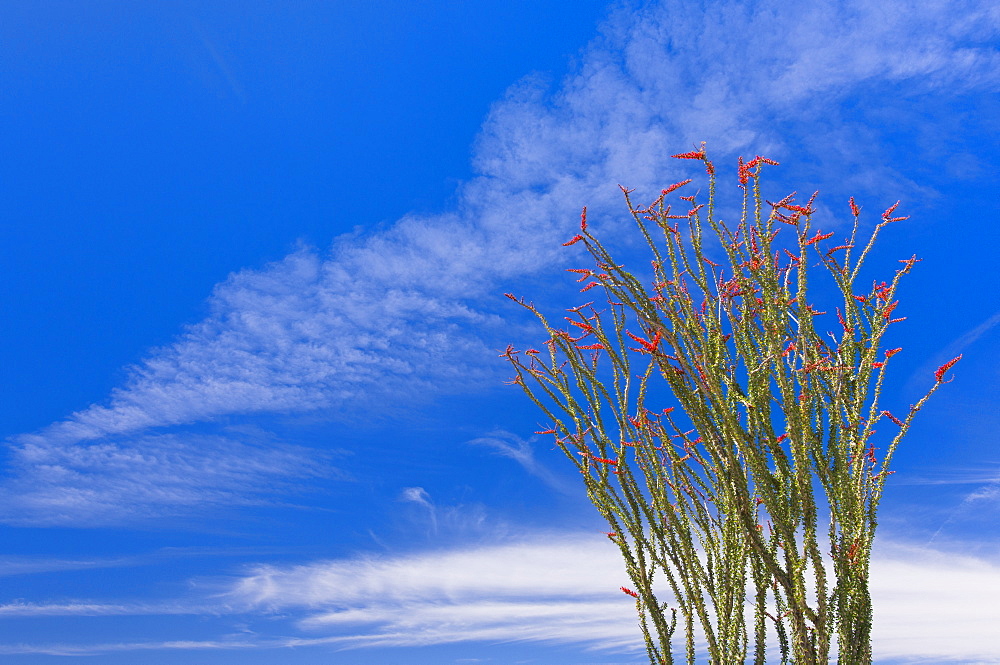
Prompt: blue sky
<box><xmin>1</xmin><ymin>0</ymin><xmax>999</xmax><ymax>663</ymax></box>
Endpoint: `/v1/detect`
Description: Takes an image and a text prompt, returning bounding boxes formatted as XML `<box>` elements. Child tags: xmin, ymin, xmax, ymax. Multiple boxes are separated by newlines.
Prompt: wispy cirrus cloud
<box><xmin>6</xmin><ymin>0</ymin><xmax>999</xmax><ymax>524</ymax></box>
<box><xmin>0</xmin><ymin>429</ymin><xmax>334</xmax><ymax>526</ymax></box>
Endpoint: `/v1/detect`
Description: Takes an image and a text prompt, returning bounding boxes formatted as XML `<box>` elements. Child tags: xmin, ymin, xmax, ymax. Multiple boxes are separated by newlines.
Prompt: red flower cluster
<box><xmin>934</xmin><ymin>355</ymin><xmax>962</xmax><ymax>383</ymax></box>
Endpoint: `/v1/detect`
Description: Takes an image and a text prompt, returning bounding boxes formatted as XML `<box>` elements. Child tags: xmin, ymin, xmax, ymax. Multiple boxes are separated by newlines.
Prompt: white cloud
<box><xmin>870</xmin><ymin>541</ymin><xmax>1000</xmax><ymax>663</ymax></box>
<box><xmin>6</xmin><ymin>532</ymin><xmax>999</xmax><ymax>661</ymax></box>
<box><xmin>228</xmin><ymin>533</ymin><xmax>1000</xmax><ymax>662</ymax></box>
<box><xmin>8</xmin><ymin>0</ymin><xmax>1000</xmax><ymax>522</ymax></box>
<box><xmin>227</xmin><ymin>532</ymin><xmax>641</xmax><ymax>651</ymax></box>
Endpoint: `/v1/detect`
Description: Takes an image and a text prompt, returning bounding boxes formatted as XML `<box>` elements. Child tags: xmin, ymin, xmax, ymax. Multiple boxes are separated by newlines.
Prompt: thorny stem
<box><xmin>502</xmin><ymin>147</ymin><xmax>959</xmax><ymax>664</ymax></box>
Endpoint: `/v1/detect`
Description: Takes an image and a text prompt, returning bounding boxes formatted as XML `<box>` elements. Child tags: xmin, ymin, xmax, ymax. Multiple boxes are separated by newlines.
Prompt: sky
<box><xmin>1</xmin><ymin>0</ymin><xmax>999</xmax><ymax>663</ymax></box>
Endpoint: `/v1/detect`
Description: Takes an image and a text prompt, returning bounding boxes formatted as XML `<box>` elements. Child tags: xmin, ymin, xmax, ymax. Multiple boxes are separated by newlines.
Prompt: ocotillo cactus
<box><xmin>502</xmin><ymin>146</ymin><xmax>959</xmax><ymax>664</ymax></box>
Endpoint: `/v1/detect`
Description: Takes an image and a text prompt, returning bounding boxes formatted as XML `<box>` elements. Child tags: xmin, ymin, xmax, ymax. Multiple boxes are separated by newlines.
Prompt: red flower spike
<box><xmin>628</xmin><ymin>330</ymin><xmax>662</xmax><ymax>354</ymax></box>
<box><xmin>621</xmin><ymin>586</ymin><xmax>639</xmax><ymax>598</ymax></box>
<box><xmin>767</xmin><ymin>192</ymin><xmax>797</xmax><ymax>209</ymax></box>
<box><xmin>525</xmin><ymin>348</ymin><xmax>540</xmax><ymax>355</ymax></box>
<box><xmin>849</xmin><ymin>197</ymin><xmax>860</xmax><ymax>217</ymax></box>
<box><xmin>885</xmin><ymin>347</ymin><xmax>902</xmax><ymax>358</ymax></box>
<box><xmin>535</xmin><ymin>429</ymin><xmax>557</xmax><ymax>435</ymax></box>
<box><xmin>776</xmin><ymin>434</ymin><xmax>788</xmax><ymax>443</ymax></box>
<box><xmin>662</xmin><ymin>179</ymin><xmax>693</xmax><ymax>195</ymax></box>
<box><xmin>705</xmin><ymin>161</ymin><xmax>715</xmax><ymax>176</ymax></box>
<box><xmin>671</xmin><ymin>150</ymin><xmax>704</xmax><ymax>160</ymax></box>
<box><xmin>576</xmin><ymin>343</ymin><xmax>606</xmax><ymax>350</ymax></box>
<box><xmin>872</xmin><ymin>362</ymin><xmax>885</xmax><ymax>368</ymax></box>
<box><xmin>804</xmin><ymin>230</ymin><xmax>836</xmax><ymax>246</ymax></box>
<box><xmin>882</xmin><ymin>201</ymin><xmax>901</xmax><ymax>220</ymax></box>
<box><xmin>882</xmin><ymin>410</ymin><xmax>905</xmax><ymax>427</ymax></box>
<box><xmin>579</xmin><ymin>206</ymin><xmax>588</xmax><ymax>232</ymax></box>
<box><xmin>836</xmin><ymin>308</ymin><xmax>849</xmax><ymax>332</ymax></box>
<box><xmin>934</xmin><ymin>355</ymin><xmax>962</xmax><ymax>382</ymax></box>
<box><xmin>579</xmin><ymin>452</ymin><xmax>618</xmax><ymax>465</ymax></box>
<box><xmin>784</xmin><ymin>204</ymin><xmax>814</xmax><ymax>214</ymax></box>
<box><xmin>854</xmin><ymin>295</ymin><xmax>868</xmax><ymax>303</ymax></box>
<box><xmin>563</xmin><ymin>234</ymin><xmax>585</xmax><ymax>246</ymax></box>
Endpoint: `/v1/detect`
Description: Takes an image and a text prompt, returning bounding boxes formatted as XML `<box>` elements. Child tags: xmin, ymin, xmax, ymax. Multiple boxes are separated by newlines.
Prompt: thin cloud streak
<box><xmin>906</xmin><ymin>307</ymin><xmax>1000</xmax><ymax>396</ymax></box>
<box><xmin>467</xmin><ymin>430</ymin><xmax>575</xmax><ymax>493</ymax></box>
<box><xmin>0</xmin><ymin>601</ymin><xmax>214</xmax><ymax>617</ymax></box>
<box><xmin>7</xmin><ymin>0</ymin><xmax>999</xmax><ymax>522</ymax></box>
<box><xmin>0</xmin><ymin>639</ymin><xmax>260</xmax><ymax>658</ymax></box>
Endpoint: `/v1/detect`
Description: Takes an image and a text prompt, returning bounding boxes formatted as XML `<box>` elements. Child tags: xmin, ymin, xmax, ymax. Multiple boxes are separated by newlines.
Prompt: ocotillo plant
<box><xmin>502</xmin><ymin>146</ymin><xmax>959</xmax><ymax>664</ymax></box>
